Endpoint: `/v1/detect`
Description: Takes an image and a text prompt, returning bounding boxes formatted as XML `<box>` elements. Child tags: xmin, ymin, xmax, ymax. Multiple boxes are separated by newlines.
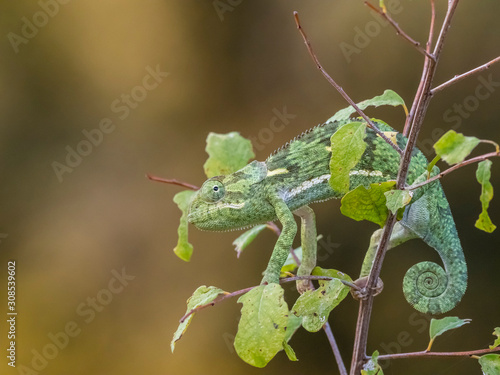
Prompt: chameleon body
<box><xmin>188</xmin><ymin>118</ymin><xmax>467</xmax><ymax>315</ymax></box>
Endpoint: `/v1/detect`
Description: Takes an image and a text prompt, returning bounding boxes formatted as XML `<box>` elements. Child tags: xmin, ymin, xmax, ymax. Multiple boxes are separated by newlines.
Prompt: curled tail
<box><xmin>401</xmin><ymin>181</ymin><xmax>467</xmax><ymax>315</ymax></box>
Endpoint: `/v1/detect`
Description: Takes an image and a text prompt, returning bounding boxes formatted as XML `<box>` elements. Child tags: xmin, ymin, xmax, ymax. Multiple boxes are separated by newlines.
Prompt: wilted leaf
<box><xmin>291</xmin><ymin>268</ymin><xmax>351</xmax><ymax>332</ymax></box>
<box><xmin>203</xmin><ymin>132</ymin><xmax>255</xmax><ymax>178</ymax></box>
<box><xmin>385</xmin><ymin>189</ymin><xmax>413</xmax><ymax>214</ymax></box>
<box><xmin>330</xmin><ymin>122</ymin><xmax>367</xmax><ymax>194</ymax></box>
<box><xmin>173</xmin><ymin>190</ymin><xmax>196</xmax><ymax>261</ymax></box>
<box><xmin>433</xmin><ymin>130</ymin><xmax>480</xmax><ymax>165</ymax></box>
<box><xmin>328</xmin><ymin>90</ymin><xmax>407</xmax><ymax>122</ymax></box>
<box><xmin>429</xmin><ymin>317</ymin><xmax>471</xmax><ymax>342</ymax></box>
<box><xmin>340</xmin><ymin>181</ymin><xmax>396</xmax><ymax>227</ymax></box>
<box><xmin>475</xmin><ymin>160</ymin><xmax>496</xmax><ymax>233</ymax></box>
<box><xmin>362</xmin><ymin>350</ymin><xmax>384</xmax><ymax>375</ymax></box>
<box><xmin>234</xmin><ymin>284</ymin><xmax>289</xmax><ymax>368</ymax></box>
<box><xmin>490</xmin><ymin>327</ymin><xmax>500</xmax><ymax>350</ymax></box>
<box><xmin>171</xmin><ymin>286</ymin><xmax>226</xmax><ymax>352</ymax></box>
<box><xmin>479</xmin><ymin>354</ymin><xmax>500</xmax><ymax>375</ymax></box>
<box><xmin>232</xmin><ymin>224</ymin><xmax>267</xmax><ymax>258</ymax></box>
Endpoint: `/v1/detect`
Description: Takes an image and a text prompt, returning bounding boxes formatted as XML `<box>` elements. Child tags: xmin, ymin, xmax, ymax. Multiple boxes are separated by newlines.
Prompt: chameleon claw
<box><xmin>350</xmin><ymin>276</ymin><xmax>384</xmax><ymax>300</ymax></box>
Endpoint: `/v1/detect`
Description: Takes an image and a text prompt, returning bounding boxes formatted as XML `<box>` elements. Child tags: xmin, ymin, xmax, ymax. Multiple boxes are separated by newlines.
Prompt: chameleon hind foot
<box><xmin>350</xmin><ymin>276</ymin><xmax>384</xmax><ymax>300</ymax></box>
<box><xmin>296</xmin><ymin>278</ymin><xmax>314</xmax><ymax>294</ymax></box>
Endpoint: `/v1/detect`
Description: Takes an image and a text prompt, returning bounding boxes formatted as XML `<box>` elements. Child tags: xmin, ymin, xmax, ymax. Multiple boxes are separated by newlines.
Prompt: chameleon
<box><xmin>187</xmin><ymin>117</ymin><xmax>467</xmax><ymax>315</ymax></box>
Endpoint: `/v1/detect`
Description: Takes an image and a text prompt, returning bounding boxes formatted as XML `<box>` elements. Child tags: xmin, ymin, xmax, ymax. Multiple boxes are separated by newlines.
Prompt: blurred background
<box><xmin>0</xmin><ymin>1</ymin><xmax>499</xmax><ymax>374</ymax></box>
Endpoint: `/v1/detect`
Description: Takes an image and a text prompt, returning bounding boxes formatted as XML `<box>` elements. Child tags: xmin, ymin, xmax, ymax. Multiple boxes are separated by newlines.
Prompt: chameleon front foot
<box><xmin>350</xmin><ymin>276</ymin><xmax>384</xmax><ymax>300</ymax></box>
<box><xmin>296</xmin><ymin>278</ymin><xmax>314</xmax><ymax>294</ymax></box>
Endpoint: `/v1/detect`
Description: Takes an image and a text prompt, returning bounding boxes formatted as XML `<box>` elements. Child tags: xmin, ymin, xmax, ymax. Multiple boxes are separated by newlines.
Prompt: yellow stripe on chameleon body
<box><xmin>267</xmin><ymin>168</ymin><xmax>289</xmax><ymax>176</ymax></box>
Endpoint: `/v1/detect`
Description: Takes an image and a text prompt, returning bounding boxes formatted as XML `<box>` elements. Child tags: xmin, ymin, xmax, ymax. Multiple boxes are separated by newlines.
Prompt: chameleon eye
<box><xmin>200</xmin><ymin>178</ymin><xmax>225</xmax><ymax>202</ymax></box>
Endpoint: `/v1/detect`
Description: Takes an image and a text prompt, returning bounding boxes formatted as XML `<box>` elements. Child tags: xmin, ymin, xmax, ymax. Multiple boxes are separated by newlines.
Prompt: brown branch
<box><xmin>351</xmin><ymin>2</ymin><xmax>461</xmax><ymax>374</ymax></box>
<box><xmin>364</xmin><ymin>1</ymin><xmax>434</xmax><ymax>60</ymax></box>
<box><xmin>293</xmin><ymin>11</ymin><xmax>403</xmax><ymax>156</ymax></box>
<box><xmin>431</xmin><ymin>56</ymin><xmax>500</xmax><ymax>95</ymax></box>
<box><xmin>407</xmin><ymin>151</ymin><xmax>500</xmax><ymax>191</ymax></box>
<box><xmin>146</xmin><ymin>174</ymin><xmax>199</xmax><ymax>191</ymax></box>
<box><xmin>324</xmin><ymin>322</ymin><xmax>348</xmax><ymax>375</ymax></box>
<box><xmin>378</xmin><ymin>346</ymin><xmax>500</xmax><ymax>360</ymax></box>
<box><xmin>179</xmin><ymin>275</ymin><xmax>335</xmax><ymax>323</ymax></box>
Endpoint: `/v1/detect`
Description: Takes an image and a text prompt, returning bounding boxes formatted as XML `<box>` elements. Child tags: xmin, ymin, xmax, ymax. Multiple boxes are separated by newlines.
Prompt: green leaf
<box><xmin>328</xmin><ymin>89</ymin><xmax>406</xmax><ymax>122</ymax></box>
<box><xmin>340</xmin><ymin>181</ymin><xmax>396</xmax><ymax>227</ymax></box>
<box><xmin>362</xmin><ymin>350</ymin><xmax>384</xmax><ymax>375</ymax></box>
<box><xmin>479</xmin><ymin>354</ymin><xmax>500</xmax><ymax>375</ymax></box>
<box><xmin>173</xmin><ymin>190</ymin><xmax>196</xmax><ymax>261</ymax></box>
<box><xmin>384</xmin><ymin>189</ymin><xmax>413</xmax><ymax>214</ymax></box>
<box><xmin>429</xmin><ymin>317</ymin><xmax>471</xmax><ymax>342</ymax></box>
<box><xmin>475</xmin><ymin>160</ymin><xmax>496</xmax><ymax>233</ymax></box>
<box><xmin>203</xmin><ymin>132</ymin><xmax>255</xmax><ymax>178</ymax></box>
<box><xmin>490</xmin><ymin>327</ymin><xmax>500</xmax><ymax>350</ymax></box>
<box><xmin>234</xmin><ymin>284</ymin><xmax>289</xmax><ymax>368</ymax></box>
<box><xmin>232</xmin><ymin>224</ymin><xmax>267</xmax><ymax>258</ymax></box>
<box><xmin>284</xmin><ymin>314</ymin><xmax>302</xmax><ymax>343</ymax></box>
<box><xmin>280</xmin><ymin>247</ymin><xmax>303</xmax><ymax>275</ymax></box>
<box><xmin>291</xmin><ymin>268</ymin><xmax>351</xmax><ymax>332</ymax></box>
<box><xmin>329</xmin><ymin>122</ymin><xmax>367</xmax><ymax>194</ymax></box>
<box><xmin>171</xmin><ymin>285</ymin><xmax>226</xmax><ymax>352</ymax></box>
<box><xmin>282</xmin><ymin>340</ymin><xmax>298</xmax><ymax>362</ymax></box>
<box><xmin>433</xmin><ymin>130</ymin><xmax>480</xmax><ymax>165</ymax></box>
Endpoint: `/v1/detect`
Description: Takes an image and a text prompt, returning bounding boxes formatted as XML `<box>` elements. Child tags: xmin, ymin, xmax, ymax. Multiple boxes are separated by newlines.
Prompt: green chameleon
<box><xmin>187</xmin><ymin>118</ymin><xmax>467</xmax><ymax>315</ymax></box>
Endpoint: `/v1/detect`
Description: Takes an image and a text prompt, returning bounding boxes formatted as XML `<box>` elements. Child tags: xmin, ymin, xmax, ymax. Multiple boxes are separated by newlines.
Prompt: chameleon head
<box><xmin>187</xmin><ymin>161</ymin><xmax>270</xmax><ymax>231</ymax></box>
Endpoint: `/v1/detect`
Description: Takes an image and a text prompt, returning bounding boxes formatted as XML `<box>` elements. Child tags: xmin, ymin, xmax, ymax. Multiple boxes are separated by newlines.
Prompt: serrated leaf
<box><xmin>429</xmin><ymin>317</ymin><xmax>471</xmax><ymax>341</ymax></box>
<box><xmin>340</xmin><ymin>181</ymin><xmax>396</xmax><ymax>227</ymax></box>
<box><xmin>291</xmin><ymin>268</ymin><xmax>351</xmax><ymax>332</ymax></box>
<box><xmin>362</xmin><ymin>350</ymin><xmax>384</xmax><ymax>375</ymax></box>
<box><xmin>433</xmin><ymin>130</ymin><xmax>480</xmax><ymax>165</ymax></box>
<box><xmin>330</xmin><ymin>122</ymin><xmax>367</xmax><ymax>194</ymax></box>
<box><xmin>385</xmin><ymin>189</ymin><xmax>413</xmax><ymax>214</ymax></box>
<box><xmin>203</xmin><ymin>132</ymin><xmax>255</xmax><ymax>178</ymax></box>
<box><xmin>479</xmin><ymin>354</ymin><xmax>500</xmax><ymax>375</ymax></box>
<box><xmin>234</xmin><ymin>284</ymin><xmax>289</xmax><ymax>368</ymax></box>
<box><xmin>490</xmin><ymin>327</ymin><xmax>500</xmax><ymax>349</ymax></box>
<box><xmin>232</xmin><ymin>224</ymin><xmax>267</xmax><ymax>258</ymax></box>
<box><xmin>171</xmin><ymin>286</ymin><xmax>226</xmax><ymax>352</ymax></box>
<box><xmin>328</xmin><ymin>89</ymin><xmax>406</xmax><ymax>122</ymax></box>
<box><xmin>282</xmin><ymin>340</ymin><xmax>298</xmax><ymax>362</ymax></box>
<box><xmin>173</xmin><ymin>190</ymin><xmax>196</xmax><ymax>261</ymax></box>
<box><xmin>475</xmin><ymin>160</ymin><xmax>496</xmax><ymax>233</ymax></box>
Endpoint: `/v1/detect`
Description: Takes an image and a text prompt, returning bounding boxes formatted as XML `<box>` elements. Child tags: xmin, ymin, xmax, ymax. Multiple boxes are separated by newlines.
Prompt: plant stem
<box><xmin>146</xmin><ymin>174</ymin><xmax>199</xmax><ymax>190</ymax></box>
<box><xmin>323</xmin><ymin>322</ymin><xmax>348</xmax><ymax>375</ymax></box>
<box><xmin>377</xmin><ymin>346</ymin><xmax>500</xmax><ymax>360</ymax></box>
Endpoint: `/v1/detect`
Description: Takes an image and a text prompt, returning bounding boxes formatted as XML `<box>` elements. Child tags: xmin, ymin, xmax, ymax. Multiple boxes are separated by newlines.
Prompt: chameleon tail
<box><xmin>401</xmin><ymin>181</ymin><xmax>467</xmax><ymax>315</ymax></box>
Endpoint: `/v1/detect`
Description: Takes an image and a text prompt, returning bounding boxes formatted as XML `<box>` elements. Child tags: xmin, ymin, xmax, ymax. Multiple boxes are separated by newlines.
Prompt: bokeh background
<box><xmin>1</xmin><ymin>1</ymin><xmax>499</xmax><ymax>374</ymax></box>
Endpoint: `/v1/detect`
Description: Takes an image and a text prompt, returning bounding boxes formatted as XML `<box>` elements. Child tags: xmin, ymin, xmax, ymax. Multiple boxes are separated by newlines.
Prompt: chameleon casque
<box><xmin>187</xmin><ymin>117</ymin><xmax>467</xmax><ymax>315</ymax></box>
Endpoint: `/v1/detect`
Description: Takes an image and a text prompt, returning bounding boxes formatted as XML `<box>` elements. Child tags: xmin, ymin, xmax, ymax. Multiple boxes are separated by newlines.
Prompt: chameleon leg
<box><xmin>353</xmin><ymin>222</ymin><xmax>418</xmax><ymax>299</ymax></box>
<box><xmin>293</xmin><ymin>205</ymin><xmax>317</xmax><ymax>293</ymax></box>
<box><xmin>261</xmin><ymin>195</ymin><xmax>297</xmax><ymax>285</ymax></box>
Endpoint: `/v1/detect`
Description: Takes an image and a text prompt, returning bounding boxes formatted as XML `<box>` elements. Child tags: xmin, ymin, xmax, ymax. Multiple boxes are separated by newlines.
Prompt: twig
<box><xmin>293</xmin><ymin>11</ymin><xmax>403</xmax><ymax>156</ymax></box>
<box><xmin>323</xmin><ymin>322</ymin><xmax>348</xmax><ymax>375</ymax></box>
<box><xmin>351</xmin><ymin>2</ymin><xmax>461</xmax><ymax>373</ymax></box>
<box><xmin>378</xmin><ymin>346</ymin><xmax>500</xmax><ymax>360</ymax></box>
<box><xmin>364</xmin><ymin>1</ymin><xmax>434</xmax><ymax>60</ymax></box>
<box><xmin>431</xmin><ymin>56</ymin><xmax>500</xmax><ymax>95</ymax></box>
<box><xmin>146</xmin><ymin>174</ymin><xmax>199</xmax><ymax>190</ymax></box>
<box><xmin>407</xmin><ymin>151</ymin><xmax>500</xmax><ymax>191</ymax></box>
<box><xmin>179</xmin><ymin>275</ymin><xmax>336</xmax><ymax>323</ymax></box>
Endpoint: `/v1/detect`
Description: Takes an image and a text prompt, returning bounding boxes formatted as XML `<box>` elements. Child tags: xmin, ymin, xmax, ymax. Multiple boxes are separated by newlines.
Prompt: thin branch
<box><xmin>431</xmin><ymin>56</ymin><xmax>500</xmax><ymax>95</ymax></box>
<box><xmin>323</xmin><ymin>322</ymin><xmax>348</xmax><ymax>375</ymax></box>
<box><xmin>407</xmin><ymin>151</ymin><xmax>500</xmax><ymax>191</ymax></box>
<box><xmin>146</xmin><ymin>174</ymin><xmax>199</xmax><ymax>190</ymax></box>
<box><xmin>427</xmin><ymin>0</ymin><xmax>436</xmax><ymax>52</ymax></box>
<box><xmin>378</xmin><ymin>346</ymin><xmax>500</xmax><ymax>360</ymax></box>
<box><xmin>364</xmin><ymin>1</ymin><xmax>434</xmax><ymax>60</ymax></box>
<box><xmin>293</xmin><ymin>11</ymin><xmax>403</xmax><ymax>156</ymax></box>
<box><xmin>179</xmin><ymin>275</ymin><xmax>335</xmax><ymax>323</ymax></box>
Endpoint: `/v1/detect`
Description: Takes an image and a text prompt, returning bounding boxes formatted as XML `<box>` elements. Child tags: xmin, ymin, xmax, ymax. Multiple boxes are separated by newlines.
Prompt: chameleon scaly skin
<box><xmin>188</xmin><ymin>118</ymin><xmax>467</xmax><ymax>315</ymax></box>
